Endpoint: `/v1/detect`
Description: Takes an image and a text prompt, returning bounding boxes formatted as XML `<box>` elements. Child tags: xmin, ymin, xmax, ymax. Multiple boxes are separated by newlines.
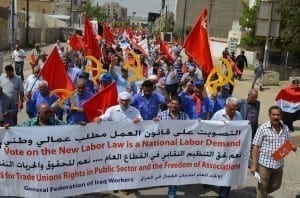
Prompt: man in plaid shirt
<box><xmin>154</xmin><ymin>96</ymin><xmax>189</xmax><ymax>198</ymax></box>
<box><xmin>250</xmin><ymin>106</ymin><xmax>297</xmax><ymax>198</ymax></box>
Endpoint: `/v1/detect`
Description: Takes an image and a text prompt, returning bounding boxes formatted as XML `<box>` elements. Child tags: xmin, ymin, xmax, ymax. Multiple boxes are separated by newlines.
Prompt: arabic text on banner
<box><xmin>0</xmin><ymin>120</ymin><xmax>251</xmax><ymax>198</ymax></box>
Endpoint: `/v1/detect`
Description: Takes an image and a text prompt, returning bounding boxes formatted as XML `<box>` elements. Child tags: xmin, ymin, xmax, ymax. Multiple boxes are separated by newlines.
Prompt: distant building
<box><xmin>102</xmin><ymin>1</ymin><xmax>127</xmax><ymax>22</ymax></box>
<box><xmin>2</xmin><ymin>0</ymin><xmax>54</xmax><ymax>14</ymax></box>
<box><xmin>175</xmin><ymin>0</ymin><xmax>249</xmax><ymax>38</ymax></box>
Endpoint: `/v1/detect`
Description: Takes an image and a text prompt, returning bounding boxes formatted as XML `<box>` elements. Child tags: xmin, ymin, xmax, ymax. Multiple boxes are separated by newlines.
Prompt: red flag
<box><xmin>84</xmin><ymin>16</ymin><xmax>101</xmax><ymax>59</ymax></box>
<box><xmin>183</xmin><ymin>9</ymin><xmax>213</xmax><ymax>76</ymax></box>
<box><xmin>158</xmin><ymin>37</ymin><xmax>174</xmax><ymax>62</ymax></box>
<box><xmin>103</xmin><ymin>24</ymin><xmax>115</xmax><ymax>44</ymax></box>
<box><xmin>41</xmin><ymin>46</ymin><xmax>74</xmax><ymax>91</ymax></box>
<box><xmin>132</xmin><ymin>41</ymin><xmax>147</xmax><ymax>56</ymax></box>
<box><xmin>82</xmin><ymin>82</ymin><xmax>118</xmax><ymax>122</ymax></box>
<box><xmin>272</xmin><ymin>140</ymin><xmax>293</xmax><ymax>161</ymax></box>
<box><xmin>69</xmin><ymin>33</ymin><xmax>84</xmax><ymax>51</ymax></box>
<box><xmin>228</xmin><ymin>56</ymin><xmax>242</xmax><ymax>75</ymax></box>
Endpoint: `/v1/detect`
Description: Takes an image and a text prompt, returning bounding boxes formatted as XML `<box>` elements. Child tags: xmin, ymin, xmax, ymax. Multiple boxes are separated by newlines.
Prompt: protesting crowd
<box><xmin>2</xmin><ymin>10</ymin><xmax>299</xmax><ymax>198</ymax></box>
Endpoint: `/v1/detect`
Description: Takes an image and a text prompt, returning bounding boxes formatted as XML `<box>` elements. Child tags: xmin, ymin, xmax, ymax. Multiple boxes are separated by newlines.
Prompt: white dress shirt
<box><xmin>211</xmin><ymin>108</ymin><xmax>242</xmax><ymax>121</ymax></box>
<box><xmin>100</xmin><ymin>105</ymin><xmax>143</xmax><ymax>122</ymax></box>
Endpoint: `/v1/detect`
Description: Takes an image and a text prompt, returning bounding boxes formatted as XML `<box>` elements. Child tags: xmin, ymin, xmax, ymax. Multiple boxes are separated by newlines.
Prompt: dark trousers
<box><xmin>15</xmin><ymin>61</ymin><xmax>24</xmax><ymax>81</ymax></box>
<box><xmin>219</xmin><ymin>186</ymin><xmax>231</xmax><ymax>198</ymax></box>
<box><xmin>166</xmin><ymin>83</ymin><xmax>179</xmax><ymax>98</ymax></box>
<box><xmin>282</xmin><ymin>111</ymin><xmax>300</xmax><ymax>132</ymax></box>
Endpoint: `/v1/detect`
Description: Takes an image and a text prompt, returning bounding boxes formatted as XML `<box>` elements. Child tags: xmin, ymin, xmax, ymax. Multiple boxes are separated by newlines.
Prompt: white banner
<box><xmin>0</xmin><ymin>120</ymin><xmax>251</xmax><ymax>198</ymax></box>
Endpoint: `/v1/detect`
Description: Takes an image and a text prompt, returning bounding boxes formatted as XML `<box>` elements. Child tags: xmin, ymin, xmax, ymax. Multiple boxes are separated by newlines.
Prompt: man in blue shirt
<box><xmin>210</xmin><ymin>84</ymin><xmax>231</xmax><ymax>115</ymax></box>
<box><xmin>131</xmin><ymin>79</ymin><xmax>166</xmax><ymax>120</ymax></box>
<box><xmin>29</xmin><ymin>80</ymin><xmax>58</xmax><ymax>117</ymax></box>
<box><xmin>179</xmin><ymin>80</ymin><xmax>212</xmax><ymax>120</ymax></box>
<box><xmin>65</xmin><ymin>79</ymin><xmax>93</xmax><ymax>124</ymax></box>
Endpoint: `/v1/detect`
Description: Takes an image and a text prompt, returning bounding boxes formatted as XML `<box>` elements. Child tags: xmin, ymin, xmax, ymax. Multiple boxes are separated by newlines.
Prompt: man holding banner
<box><xmin>211</xmin><ymin>97</ymin><xmax>242</xmax><ymax>198</ymax></box>
<box><xmin>154</xmin><ymin>96</ymin><xmax>189</xmax><ymax>198</ymax></box>
<box><xmin>251</xmin><ymin>106</ymin><xmax>297</xmax><ymax>198</ymax></box>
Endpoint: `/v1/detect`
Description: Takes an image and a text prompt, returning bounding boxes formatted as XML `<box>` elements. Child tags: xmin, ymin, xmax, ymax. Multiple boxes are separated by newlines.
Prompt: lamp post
<box><xmin>132</xmin><ymin>11</ymin><xmax>136</xmax><ymax>26</ymax></box>
<box><xmin>26</xmin><ymin>0</ymin><xmax>29</xmax><ymax>46</ymax></box>
<box><xmin>69</xmin><ymin>0</ymin><xmax>73</xmax><ymax>26</ymax></box>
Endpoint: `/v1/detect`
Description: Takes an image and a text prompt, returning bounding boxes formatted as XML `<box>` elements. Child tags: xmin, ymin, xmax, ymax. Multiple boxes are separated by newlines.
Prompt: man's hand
<box><xmin>3</xmin><ymin>123</ymin><xmax>10</xmax><ymax>129</ymax></box>
<box><xmin>19</xmin><ymin>102</ymin><xmax>23</xmax><ymax>110</ymax></box>
<box><xmin>250</xmin><ymin>164</ymin><xmax>256</xmax><ymax>175</ymax></box>
<box><xmin>94</xmin><ymin>117</ymin><xmax>102</xmax><ymax>123</ymax></box>
<box><xmin>78</xmin><ymin>121</ymin><xmax>87</xmax><ymax>126</ymax></box>
<box><xmin>132</xmin><ymin>118</ymin><xmax>142</xmax><ymax>124</ymax></box>
<box><xmin>153</xmin><ymin>117</ymin><xmax>160</xmax><ymax>122</ymax></box>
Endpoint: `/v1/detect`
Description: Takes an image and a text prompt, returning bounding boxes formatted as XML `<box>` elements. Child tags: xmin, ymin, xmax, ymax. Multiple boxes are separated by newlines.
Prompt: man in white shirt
<box><xmin>12</xmin><ymin>44</ymin><xmax>26</xmax><ymax>81</ymax></box>
<box><xmin>210</xmin><ymin>97</ymin><xmax>242</xmax><ymax>198</ymax></box>
<box><xmin>24</xmin><ymin>66</ymin><xmax>43</xmax><ymax>118</ymax></box>
<box><xmin>94</xmin><ymin>91</ymin><xmax>142</xmax><ymax>123</ymax></box>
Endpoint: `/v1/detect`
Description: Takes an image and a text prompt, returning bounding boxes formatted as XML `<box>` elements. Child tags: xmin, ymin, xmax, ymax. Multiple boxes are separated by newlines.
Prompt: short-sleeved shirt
<box><xmin>252</xmin><ymin>121</ymin><xmax>290</xmax><ymax>169</ymax></box>
<box><xmin>12</xmin><ymin>49</ymin><xmax>26</xmax><ymax>62</ymax></box>
<box><xmin>100</xmin><ymin>105</ymin><xmax>143</xmax><ymax>122</ymax></box>
<box><xmin>159</xmin><ymin>109</ymin><xmax>189</xmax><ymax>120</ymax></box>
<box><xmin>211</xmin><ymin>108</ymin><xmax>242</xmax><ymax>121</ymax></box>
<box><xmin>131</xmin><ymin>92</ymin><xmax>165</xmax><ymax>120</ymax></box>
<box><xmin>22</xmin><ymin>117</ymin><xmax>65</xmax><ymax>126</ymax></box>
<box><xmin>0</xmin><ymin>75</ymin><xmax>24</xmax><ymax>104</ymax></box>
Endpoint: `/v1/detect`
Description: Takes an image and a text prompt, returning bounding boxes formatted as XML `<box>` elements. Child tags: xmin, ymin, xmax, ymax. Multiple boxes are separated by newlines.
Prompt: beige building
<box><xmin>102</xmin><ymin>1</ymin><xmax>127</xmax><ymax>22</ymax></box>
<box><xmin>2</xmin><ymin>0</ymin><xmax>54</xmax><ymax>14</ymax></box>
<box><xmin>175</xmin><ymin>0</ymin><xmax>249</xmax><ymax>38</ymax></box>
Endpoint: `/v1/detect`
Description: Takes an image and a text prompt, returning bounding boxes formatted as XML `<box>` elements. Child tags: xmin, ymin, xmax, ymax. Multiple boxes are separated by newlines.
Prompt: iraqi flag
<box><xmin>275</xmin><ymin>86</ymin><xmax>300</xmax><ymax>113</ymax></box>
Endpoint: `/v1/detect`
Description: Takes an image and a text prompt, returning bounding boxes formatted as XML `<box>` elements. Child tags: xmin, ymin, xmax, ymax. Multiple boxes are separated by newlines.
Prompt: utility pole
<box><xmin>11</xmin><ymin>0</ymin><xmax>16</xmax><ymax>52</ymax></box>
<box><xmin>26</xmin><ymin>0</ymin><xmax>29</xmax><ymax>46</ymax></box>
<box><xmin>182</xmin><ymin>0</ymin><xmax>188</xmax><ymax>42</ymax></box>
<box><xmin>165</xmin><ymin>4</ymin><xmax>167</xmax><ymax>32</ymax></box>
<box><xmin>69</xmin><ymin>0</ymin><xmax>73</xmax><ymax>27</ymax></box>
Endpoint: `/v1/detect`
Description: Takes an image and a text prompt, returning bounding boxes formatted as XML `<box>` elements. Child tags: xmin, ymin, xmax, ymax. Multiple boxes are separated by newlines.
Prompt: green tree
<box><xmin>239</xmin><ymin>0</ymin><xmax>265</xmax><ymax>50</ymax></box>
<box><xmin>80</xmin><ymin>0</ymin><xmax>106</xmax><ymax>22</ymax></box>
<box><xmin>275</xmin><ymin>0</ymin><xmax>300</xmax><ymax>54</ymax></box>
<box><xmin>153</xmin><ymin>12</ymin><xmax>174</xmax><ymax>33</ymax></box>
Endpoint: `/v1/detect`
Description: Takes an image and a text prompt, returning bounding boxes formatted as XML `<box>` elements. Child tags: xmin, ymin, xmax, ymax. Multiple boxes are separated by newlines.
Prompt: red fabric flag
<box><xmin>82</xmin><ymin>82</ymin><xmax>118</xmax><ymax>122</ymax></box>
<box><xmin>158</xmin><ymin>37</ymin><xmax>174</xmax><ymax>62</ymax></box>
<box><xmin>272</xmin><ymin>140</ymin><xmax>293</xmax><ymax>161</ymax></box>
<box><xmin>103</xmin><ymin>25</ymin><xmax>115</xmax><ymax>44</ymax></box>
<box><xmin>132</xmin><ymin>42</ymin><xmax>147</xmax><ymax>56</ymax></box>
<box><xmin>228</xmin><ymin>56</ymin><xmax>242</xmax><ymax>75</ymax></box>
<box><xmin>40</xmin><ymin>46</ymin><xmax>74</xmax><ymax>91</ymax></box>
<box><xmin>84</xmin><ymin>16</ymin><xmax>101</xmax><ymax>59</ymax></box>
<box><xmin>183</xmin><ymin>9</ymin><xmax>213</xmax><ymax>76</ymax></box>
<box><xmin>69</xmin><ymin>33</ymin><xmax>84</xmax><ymax>51</ymax></box>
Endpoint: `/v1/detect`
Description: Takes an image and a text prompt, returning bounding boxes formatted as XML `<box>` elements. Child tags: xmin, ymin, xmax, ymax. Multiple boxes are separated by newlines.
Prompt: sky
<box><xmin>94</xmin><ymin>0</ymin><xmax>176</xmax><ymax>18</ymax></box>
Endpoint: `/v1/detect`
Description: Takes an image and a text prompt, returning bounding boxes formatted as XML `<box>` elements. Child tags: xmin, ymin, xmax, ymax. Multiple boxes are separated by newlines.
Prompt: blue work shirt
<box><xmin>30</xmin><ymin>91</ymin><xmax>58</xmax><ymax>116</ymax></box>
<box><xmin>211</xmin><ymin>93</ymin><xmax>231</xmax><ymax>115</ymax></box>
<box><xmin>65</xmin><ymin>91</ymin><xmax>93</xmax><ymax>124</ymax></box>
<box><xmin>131</xmin><ymin>92</ymin><xmax>166</xmax><ymax>120</ymax></box>
<box><xmin>179</xmin><ymin>92</ymin><xmax>212</xmax><ymax>120</ymax></box>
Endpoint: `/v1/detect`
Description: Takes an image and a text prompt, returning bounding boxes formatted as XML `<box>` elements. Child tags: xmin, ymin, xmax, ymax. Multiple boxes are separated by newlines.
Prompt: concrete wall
<box><xmin>0</xmin><ymin>19</ymin><xmax>9</xmax><ymax>49</ymax></box>
<box><xmin>209</xmin><ymin>39</ymin><xmax>259</xmax><ymax>65</ymax></box>
<box><xmin>175</xmin><ymin>0</ymin><xmax>249</xmax><ymax>38</ymax></box>
<box><xmin>45</xmin><ymin>28</ymin><xmax>62</xmax><ymax>44</ymax></box>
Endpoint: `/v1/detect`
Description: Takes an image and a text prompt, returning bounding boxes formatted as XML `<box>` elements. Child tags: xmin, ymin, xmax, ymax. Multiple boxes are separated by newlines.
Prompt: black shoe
<box><xmin>259</xmin><ymin>86</ymin><xmax>263</xmax><ymax>91</ymax></box>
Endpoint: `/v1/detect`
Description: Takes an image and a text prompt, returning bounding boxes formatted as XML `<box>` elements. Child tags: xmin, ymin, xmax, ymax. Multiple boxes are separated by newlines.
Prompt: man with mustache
<box><xmin>250</xmin><ymin>106</ymin><xmax>297</xmax><ymax>198</ymax></box>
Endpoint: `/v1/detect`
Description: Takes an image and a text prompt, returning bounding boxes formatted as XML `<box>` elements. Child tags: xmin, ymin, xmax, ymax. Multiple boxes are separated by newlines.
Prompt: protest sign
<box><xmin>0</xmin><ymin>120</ymin><xmax>251</xmax><ymax>197</ymax></box>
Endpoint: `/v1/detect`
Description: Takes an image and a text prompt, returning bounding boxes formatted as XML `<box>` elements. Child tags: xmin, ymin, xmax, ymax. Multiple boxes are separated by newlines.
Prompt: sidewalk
<box><xmin>3</xmin><ymin>45</ymin><xmax>300</xmax><ymax>198</ymax></box>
